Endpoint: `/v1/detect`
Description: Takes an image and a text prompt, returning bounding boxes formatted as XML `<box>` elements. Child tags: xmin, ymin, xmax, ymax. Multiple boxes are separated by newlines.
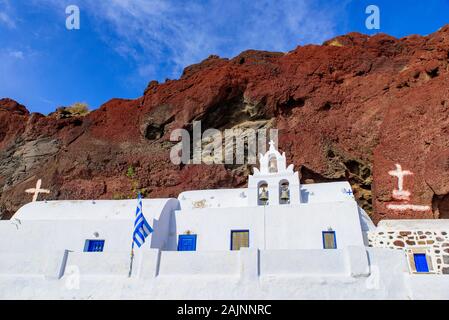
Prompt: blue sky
<box><xmin>0</xmin><ymin>0</ymin><xmax>448</xmax><ymax>114</ymax></box>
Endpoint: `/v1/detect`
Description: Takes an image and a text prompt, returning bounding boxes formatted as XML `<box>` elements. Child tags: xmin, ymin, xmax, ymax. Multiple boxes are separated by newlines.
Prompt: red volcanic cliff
<box><xmin>1</xmin><ymin>26</ymin><xmax>449</xmax><ymax>223</ymax></box>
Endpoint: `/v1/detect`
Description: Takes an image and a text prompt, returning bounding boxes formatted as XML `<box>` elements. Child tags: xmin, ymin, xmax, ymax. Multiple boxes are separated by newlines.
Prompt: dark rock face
<box><xmin>1</xmin><ymin>26</ymin><xmax>449</xmax><ymax>222</ymax></box>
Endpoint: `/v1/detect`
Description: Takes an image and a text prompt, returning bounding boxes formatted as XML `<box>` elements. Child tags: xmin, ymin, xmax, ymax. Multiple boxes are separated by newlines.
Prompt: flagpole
<box><xmin>128</xmin><ymin>193</ymin><xmax>153</xmax><ymax>278</ymax></box>
<box><xmin>128</xmin><ymin>238</ymin><xmax>135</xmax><ymax>278</ymax></box>
<box><xmin>129</xmin><ymin>193</ymin><xmax>139</xmax><ymax>278</ymax></box>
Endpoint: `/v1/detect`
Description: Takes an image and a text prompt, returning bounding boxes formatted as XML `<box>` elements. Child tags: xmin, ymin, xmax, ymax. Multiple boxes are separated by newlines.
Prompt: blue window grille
<box><xmin>322</xmin><ymin>231</ymin><xmax>337</xmax><ymax>249</ymax></box>
<box><xmin>177</xmin><ymin>235</ymin><xmax>197</xmax><ymax>251</ymax></box>
<box><xmin>414</xmin><ymin>253</ymin><xmax>429</xmax><ymax>273</ymax></box>
<box><xmin>84</xmin><ymin>240</ymin><xmax>105</xmax><ymax>252</ymax></box>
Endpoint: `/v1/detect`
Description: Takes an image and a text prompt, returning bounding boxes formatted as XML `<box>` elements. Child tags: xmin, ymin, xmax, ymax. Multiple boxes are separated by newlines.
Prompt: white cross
<box><xmin>388</xmin><ymin>164</ymin><xmax>413</xmax><ymax>201</ymax></box>
<box><xmin>268</xmin><ymin>140</ymin><xmax>276</xmax><ymax>151</ymax></box>
<box><xmin>25</xmin><ymin>179</ymin><xmax>50</xmax><ymax>202</ymax></box>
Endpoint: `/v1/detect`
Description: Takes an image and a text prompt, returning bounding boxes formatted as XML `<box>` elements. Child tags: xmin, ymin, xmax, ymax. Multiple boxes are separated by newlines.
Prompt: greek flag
<box><xmin>133</xmin><ymin>194</ymin><xmax>153</xmax><ymax>248</ymax></box>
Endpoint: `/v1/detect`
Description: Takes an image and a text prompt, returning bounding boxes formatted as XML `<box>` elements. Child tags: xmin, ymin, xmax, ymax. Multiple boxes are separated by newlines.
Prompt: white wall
<box><xmin>0</xmin><ymin>198</ymin><xmax>178</xmax><ymax>254</ymax></box>
<box><xmin>0</xmin><ymin>220</ymin><xmax>134</xmax><ymax>253</ymax></box>
<box><xmin>158</xmin><ymin>251</ymin><xmax>241</xmax><ymax>276</ymax></box>
<box><xmin>2</xmin><ymin>246</ymin><xmax>443</xmax><ymax>299</ymax></box>
<box><xmin>0</xmin><ymin>251</ymin><xmax>63</xmax><ymax>277</ymax></box>
<box><xmin>300</xmin><ymin>181</ymin><xmax>354</xmax><ymax>204</ymax></box>
<box><xmin>13</xmin><ymin>199</ymin><xmax>179</xmax><ymax>221</ymax></box>
<box><xmin>260</xmin><ymin>249</ymin><xmax>347</xmax><ymax>275</ymax></box>
<box><xmin>178</xmin><ymin>188</ymin><xmax>248</xmax><ymax>209</ymax></box>
<box><xmin>172</xmin><ymin>201</ymin><xmax>364</xmax><ymax>251</ymax></box>
<box><xmin>265</xmin><ymin>202</ymin><xmax>364</xmax><ymax>250</ymax></box>
<box><xmin>172</xmin><ymin>206</ymin><xmax>264</xmax><ymax>251</ymax></box>
<box><xmin>2</xmin><ymin>198</ymin><xmax>364</xmax><ymax>254</ymax></box>
<box><xmin>405</xmin><ymin>275</ymin><xmax>449</xmax><ymax>299</ymax></box>
<box><xmin>0</xmin><ymin>246</ymin><xmax>367</xmax><ymax>279</ymax></box>
<box><xmin>64</xmin><ymin>252</ymin><xmax>131</xmax><ymax>276</ymax></box>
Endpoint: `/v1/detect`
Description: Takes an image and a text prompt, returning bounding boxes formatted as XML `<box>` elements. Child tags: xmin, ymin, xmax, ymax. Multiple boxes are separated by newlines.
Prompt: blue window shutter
<box><xmin>85</xmin><ymin>240</ymin><xmax>105</xmax><ymax>252</ymax></box>
<box><xmin>177</xmin><ymin>235</ymin><xmax>197</xmax><ymax>251</ymax></box>
<box><xmin>414</xmin><ymin>254</ymin><xmax>429</xmax><ymax>272</ymax></box>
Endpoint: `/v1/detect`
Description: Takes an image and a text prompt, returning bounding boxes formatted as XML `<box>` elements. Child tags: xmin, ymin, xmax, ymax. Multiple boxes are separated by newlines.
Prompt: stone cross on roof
<box><xmin>25</xmin><ymin>179</ymin><xmax>50</xmax><ymax>202</ymax></box>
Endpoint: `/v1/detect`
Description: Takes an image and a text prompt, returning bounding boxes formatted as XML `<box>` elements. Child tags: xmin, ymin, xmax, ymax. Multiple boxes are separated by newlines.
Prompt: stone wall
<box><xmin>368</xmin><ymin>230</ymin><xmax>449</xmax><ymax>274</ymax></box>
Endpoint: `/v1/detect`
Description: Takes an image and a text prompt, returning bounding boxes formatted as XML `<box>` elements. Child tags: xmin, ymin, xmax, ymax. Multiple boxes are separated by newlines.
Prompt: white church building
<box><xmin>1</xmin><ymin>142</ymin><xmax>449</xmax><ymax>299</ymax></box>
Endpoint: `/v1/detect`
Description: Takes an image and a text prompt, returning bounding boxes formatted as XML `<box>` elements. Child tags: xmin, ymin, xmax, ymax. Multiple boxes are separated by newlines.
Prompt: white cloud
<box><xmin>0</xmin><ymin>12</ymin><xmax>15</xmax><ymax>28</ymax></box>
<box><xmin>34</xmin><ymin>0</ymin><xmax>347</xmax><ymax>81</ymax></box>
<box><xmin>8</xmin><ymin>50</ymin><xmax>24</xmax><ymax>59</ymax></box>
<box><xmin>0</xmin><ymin>0</ymin><xmax>16</xmax><ymax>29</ymax></box>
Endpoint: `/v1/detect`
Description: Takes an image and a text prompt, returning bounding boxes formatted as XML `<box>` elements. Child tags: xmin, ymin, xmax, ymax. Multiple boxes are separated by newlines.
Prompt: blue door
<box><xmin>177</xmin><ymin>235</ymin><xmax>197</xmax><ymax>251</ymax></box>
<box><xmin>414</xmin><ymin>253</ymin><xmax>429</xmax><ymax>272</ymax></box>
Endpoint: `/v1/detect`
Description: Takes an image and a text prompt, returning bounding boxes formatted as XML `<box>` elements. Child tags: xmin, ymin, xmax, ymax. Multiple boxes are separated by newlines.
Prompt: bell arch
<box><xmin>268</xmin><ymin>155</ymin><xmax>278</xmax><ymax>173</ymax></box>
<box><xmin>279</xmin><ymin>179</ymin><xmax>290</xmax><ymax>205</ymax></box>
<box><xmin>248</xmin><ymin>140</ymin><xmax>301</xmax><ymax>206</ymax></box>
<box><xmin>257</xmin><ymin>181</ymin><xmax>269</xmax><ymax>206</ymax></box>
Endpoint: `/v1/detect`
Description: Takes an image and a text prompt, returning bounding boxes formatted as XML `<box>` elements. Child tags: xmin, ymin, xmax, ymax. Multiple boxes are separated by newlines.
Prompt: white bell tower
<box><xmin>248</xmin><ymin>140</ymin><xmax>301</xmax><ymax>206</ymax></box>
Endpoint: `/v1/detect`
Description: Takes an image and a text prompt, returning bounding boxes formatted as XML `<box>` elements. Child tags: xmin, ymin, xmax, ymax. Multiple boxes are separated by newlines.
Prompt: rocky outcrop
<box><xmin>1</xmin><ymin>26</ymin><xmax>449</xmax><ymax>223</ymax></box>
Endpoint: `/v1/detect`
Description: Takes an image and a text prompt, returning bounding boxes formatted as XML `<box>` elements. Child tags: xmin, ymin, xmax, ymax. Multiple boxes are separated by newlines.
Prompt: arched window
<box><xmin>268</xmin><ymin>155</ymin><xmax>278</xmax><ymax>173</ymax></box>
<box><xmin>258</xmin><ymin>181</ymin><xmax>269</xmax><ymax>205</ymax></box>
<box><xmin>279</xmin><ymin>180</ymin><xmax>290</xmax><ymax>204</ymax></box>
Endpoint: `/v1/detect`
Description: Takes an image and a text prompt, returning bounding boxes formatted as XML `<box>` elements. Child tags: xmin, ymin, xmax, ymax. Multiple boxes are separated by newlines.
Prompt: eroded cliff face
<box><xmin>1</xmin><ymin>26</ymin><xmax>449</xmax><ymax>223</ymax></box>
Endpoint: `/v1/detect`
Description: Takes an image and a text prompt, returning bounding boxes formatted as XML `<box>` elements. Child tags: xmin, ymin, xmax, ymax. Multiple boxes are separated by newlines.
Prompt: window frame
<box><xmin>230</xmin><ymin>230</ymin><xmax>250</xmax><ymax>251</ymax></box>
<box><xmin>322</xmin><ymin>231</ymin><xmax>337</xmax><ymax>249</ymax></box>
<box><xmin>84</xmin><ymin>239</ymin><xmax>105</xmax><ymax>252</ymax></box>
<box><xmin>177</xmin><ymin>234</ymin><xmax>198</xmax><ymax>251</ymax></box>
<box><xmin>406</xmin><ymin>247</ymin><xmax>436</xmax><ymax>274</ymax></box>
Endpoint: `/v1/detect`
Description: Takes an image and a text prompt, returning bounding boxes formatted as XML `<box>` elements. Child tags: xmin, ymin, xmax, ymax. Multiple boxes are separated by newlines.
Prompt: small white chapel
<box><xmin>1</xmin><ymin>141</ymin><xmax>449</xmax><ymax>299</ymax></box>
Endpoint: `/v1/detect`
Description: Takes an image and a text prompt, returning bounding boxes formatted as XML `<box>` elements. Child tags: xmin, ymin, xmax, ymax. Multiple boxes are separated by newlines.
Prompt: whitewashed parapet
<box><xmin>346</xmin><ymin>246</ymin><xmax>370</xmax><ymax>277</ymax></box>
<box><xmin>0</xmin><ymin>247</ymin><xmax>371</xmax><ymax>280</ymax></box>
<box><xmin>62</xmin><ymin>251</ymin><xmax>131</xmax><ymax>276</ymax></box>
<box><xmin>158</xmin><ymin>251</ymin><xmax>241</xmax><ymax>276</ymax></box>
<box><xmin>259</xmin><ymin>247</ymin><xmax>369</xmax><ymax>277</ymax></box>
<box><xmin>0</xmin><ymin>250</ymin><xmax>65</xmax><ymax>278</ymax></box>
<box><xmin>239</xmin><ymin>248</ymin><xmax>259</xmax><ymax>281</ymax></box>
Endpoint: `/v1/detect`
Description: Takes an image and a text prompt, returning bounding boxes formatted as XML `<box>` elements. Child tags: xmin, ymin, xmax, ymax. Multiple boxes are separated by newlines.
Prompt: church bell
<box><xmin>280</xmin><ymin>189</ymin><xmax>290</xmax><ymax>201</ymax></box>
<box><xmin>259</xmin><ymin>188</ymin><xmax>269</xmax><ymax>202</ymax></box>
<box><xmin>280</xmin><ymin>183</ymin><xmax>290</xmax><ymax>202</ymax></box>
<box><xmin>268</xmin><ymin>157</ymin><xmax>279</xmax><ymax>173</ymax></box>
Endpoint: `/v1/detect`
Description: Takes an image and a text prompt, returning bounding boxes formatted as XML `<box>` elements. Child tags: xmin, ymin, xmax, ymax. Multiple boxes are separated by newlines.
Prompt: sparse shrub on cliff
<box><xmin>126</xmin><ymin>165</ymin><xmax>136</xmax><ymax>179</ymax></box>
<box><xmin>327</xmin><ymin>39</ymin><xmax>344</xmax><ymax>47</ymax></box>
<box><xmin>53</xmin><ymin>102</ymin><xmax>90</xmax><ymax>118</ymax></box>
<box><xmin>66</xmin><ymin>102</ymin><xmax>89</xmax><ymax>115</ymax></box>
<box><xmin>125</xmin><ymin>165</ymin><xmax>148</xmax><ymax>198</ymax></box>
